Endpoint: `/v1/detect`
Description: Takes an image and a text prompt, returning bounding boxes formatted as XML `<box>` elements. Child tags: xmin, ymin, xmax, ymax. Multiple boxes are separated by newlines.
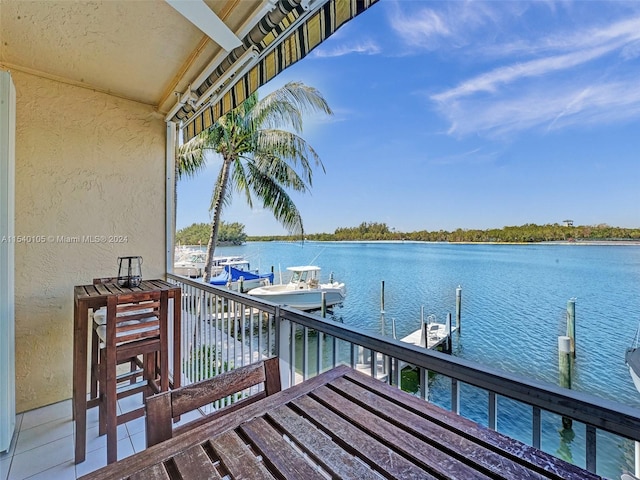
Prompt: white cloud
<box><xmin>419</xmin><ymin>4</ymin><xmax>640</xmax><ymax>138</ymax></box>
<box><xmin>387</xmin><ymin>0</ymin><xmax>506</xmax><ymax>50</ymax></box>
<box><xmin>432</xmin><ymin>45</ymin><xmax>614</xmax><ymax>103</ymax></box>
<box><xmin>437</xmin><ymin>79</ymin><xmax>640</xmax><ymax>138</ymax></box>
<box><xmin>312</xmin><ymin>39</ymin><xmax>380</xmax><ymax>58</ymax></box>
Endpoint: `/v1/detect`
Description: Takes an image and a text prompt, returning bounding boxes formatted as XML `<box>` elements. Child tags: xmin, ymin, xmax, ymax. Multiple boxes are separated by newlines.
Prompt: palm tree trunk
<box><xmin>203</xmin><ymin>157</ymin><xmax>233</xmax><ymax>283</ymax></box>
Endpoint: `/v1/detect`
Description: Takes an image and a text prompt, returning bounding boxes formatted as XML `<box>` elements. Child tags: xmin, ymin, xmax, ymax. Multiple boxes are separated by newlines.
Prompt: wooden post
<box><xmin>380</xmin><ymin>280</ymin><xmax>385</xmax><ymax>314</ymax></box>
<box><xmin>238</xmin><ymin>276</ymin><xmax>244</xmax><ymax>293</ymax></box>
<box><xmin>558</xmin><ymin>335</ymin><xmax>573</xmax><ymax>429</ymax></box>
<box><xmin>321</xmin><ymin>292</ymin><xmax>326</xmax><ymax>318</ymax></box>
<box><xmin>391</xmin><ymin>318</ymin><xmax>397</xmax><ymax>339</ymax></box>
<box><xmin>456</xmin><ymin>285</ymin><xmax>462</xmax><ymax>333</ymax></box>
<box><xmin>566</xmin><ymin>299</ymin><xmax>576</xmax><ymax>357</ymax></box>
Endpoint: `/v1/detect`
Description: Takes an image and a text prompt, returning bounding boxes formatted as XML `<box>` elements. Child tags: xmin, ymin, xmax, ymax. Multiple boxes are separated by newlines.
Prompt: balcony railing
<box><xmin>167</xmin><ymin>273</ymin><xmax>640</xmax><ymax>476</ymax></box>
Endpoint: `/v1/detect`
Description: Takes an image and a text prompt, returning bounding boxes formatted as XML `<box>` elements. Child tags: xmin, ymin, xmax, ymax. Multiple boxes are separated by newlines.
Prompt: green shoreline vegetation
<box><xmin>179</xmin><ymin>221</ymin><xmax>640</xmax><ymax>245</ymax></box>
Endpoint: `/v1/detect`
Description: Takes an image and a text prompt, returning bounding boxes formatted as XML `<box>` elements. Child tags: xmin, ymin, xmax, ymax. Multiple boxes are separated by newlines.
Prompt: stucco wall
<box><xmin>12</xmin><ymin>70</ymin><xmax>167</xmax><ymax>412</ymax></box>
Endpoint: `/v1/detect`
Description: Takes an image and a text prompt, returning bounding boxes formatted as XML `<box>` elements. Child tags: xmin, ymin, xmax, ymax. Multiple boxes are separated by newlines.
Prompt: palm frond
<box><xmin>256</xmin><ymin>129</ymin><xmax>325</xmax><ymax>181</ymax></box>
<box><xmin>247</xmin><ymin>166</ymin><xmax>304</xmax><ymax>235</ymax></box>
<box><xmin>248</xmin><ymin>82</ymin><xmax>332</xmax><ymax>133</ymax></box>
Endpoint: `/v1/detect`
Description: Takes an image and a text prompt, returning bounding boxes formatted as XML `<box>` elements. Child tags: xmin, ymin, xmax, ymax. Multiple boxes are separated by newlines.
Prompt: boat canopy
<box><xmin>210</xmin><ymin>265</ymin><xmax>274</xmax><ymax>286</ymax></box>
<box><xmin>286</xmin><ymin>266</ymin><xmax>321</xmax><ymax>272</ymax></box>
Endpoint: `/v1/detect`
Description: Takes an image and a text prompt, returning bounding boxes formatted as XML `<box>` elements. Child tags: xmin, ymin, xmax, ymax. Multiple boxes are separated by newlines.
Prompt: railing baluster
<box><xmin>290</xmin><ymin>321</ymin><xmax>296</xmax><ymax>385</ymax></box>
<box><xmin>350</xmin><ymin>343</ymin><xmax>356</xmax><ymax>368</ymax></box>
<box><xmin>488</xmin><ymin>391</ymin><xmax>497</xmax><ymax>430</ymax></box>
<box><xmin>451</xmin><ymin>378</ymin><xmax>460</xmax><ymax>414</ymax></box>
<box><xmin>532</xmin><ymin>407</ymin><xmax>541</xmax><ymax>449</ymax></box>
<box><xmin>370</xmin><ymin>350</ymin><xmax>377</xmax><ymax>378</ymax></box>
<box><xmin>303</xmin><ymin>326</ymin><xmax>309</xmax><ymax>381</ymax></box>
<box><xmin>317</xmin><ymin>331</ymin><xmax>323</xmax><ymax>375</ymax></box>
<box><xmin>420</xmin><ymin>367</ymin><xmax>428</xmax><ymax>400</ymax></box>
<box><xmin>392</xmin><ymin>357</ymin><xmax>400</xmax><ymax>387</ymax></box>
<box><xmin>586</xmin><ymin>425</ymin><xmax>597</xmax><ymax>472</ymax></box>
<box><xmin>332</xmin><ymin>336</ymin><xmax>337</xmax><ymax>368</ymax></box>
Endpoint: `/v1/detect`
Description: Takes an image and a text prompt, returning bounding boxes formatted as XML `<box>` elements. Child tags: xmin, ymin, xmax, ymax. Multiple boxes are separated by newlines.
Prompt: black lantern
<box><xmin>117</xmin><ymin>256</ymin><xmax>143</xmax><ymax>287</ymax></box>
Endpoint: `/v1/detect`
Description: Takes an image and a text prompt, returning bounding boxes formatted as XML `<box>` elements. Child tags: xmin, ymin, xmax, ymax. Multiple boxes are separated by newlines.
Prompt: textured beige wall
<box><xmin>12</xmin><ymin>70</ymin><xmax>167</xmax><ymax>412</ymax></box>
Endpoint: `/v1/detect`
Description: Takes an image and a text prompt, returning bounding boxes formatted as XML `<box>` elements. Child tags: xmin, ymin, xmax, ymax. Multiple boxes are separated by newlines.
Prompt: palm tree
<box><xmin>177</xmin><ymin>82</ymin><xmax>333</xmax><ymax>282</ymax></box>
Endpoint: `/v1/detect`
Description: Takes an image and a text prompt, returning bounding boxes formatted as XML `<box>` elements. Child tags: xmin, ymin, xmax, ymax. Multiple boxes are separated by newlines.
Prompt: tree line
<box><xmin>248</xmin><ymin>221</ymin><xmax>640</xmax><ymax>243</ymax></box>
<box><xmin>176</xmin><ymin>221</ymin><xmax>247</xmax><ymax>246</ymax></box>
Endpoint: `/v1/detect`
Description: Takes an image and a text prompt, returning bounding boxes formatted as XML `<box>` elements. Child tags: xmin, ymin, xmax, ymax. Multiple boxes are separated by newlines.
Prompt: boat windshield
<box><xmin>290</xmin><ymin>269</ymin><xmax>317</xmax><ymax>283</ymax></box>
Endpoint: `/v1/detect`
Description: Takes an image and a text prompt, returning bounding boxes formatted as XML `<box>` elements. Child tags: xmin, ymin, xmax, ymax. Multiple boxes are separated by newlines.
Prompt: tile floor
<box><xmin>0</xmin><ymin>395</ymin><xmax>203</xmax><ymax>480</ymax></box>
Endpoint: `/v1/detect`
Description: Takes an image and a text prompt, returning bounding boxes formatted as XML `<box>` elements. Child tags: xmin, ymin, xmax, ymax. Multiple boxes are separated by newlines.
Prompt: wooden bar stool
<box><xmin>94</xmin><ymin>289</ymin><xmax>169</xmax><ymax>464</ymax></box>
<box><xmin>89</xmin><ymin>278</ymin><xmax>140</xmax><ymax>406</ymax></box>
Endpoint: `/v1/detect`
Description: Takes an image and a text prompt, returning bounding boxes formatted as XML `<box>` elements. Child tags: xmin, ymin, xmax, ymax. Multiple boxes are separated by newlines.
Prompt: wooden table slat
<box><xmin>129</xmin><ymin>463</ymin><xmax>171</xmax><ymax>480</ymax></box>
<box><xmin>301</xmin><ymin>388</ymin><xmax>498</xmax><ymax>480</ymax></box>
<box><xmin>288</xmin><ymin>394</ymin><xmax>439</xmax><ymax>480</ymax></box>
<box><xmin>240</xmin><ymin>416</ymin><xmax>326</xmax><ymax>480</ymax></box>
<box><xmin>338</xmin><ymin>371</ymin><xmax>601</xmax><ymax>480</ymax></box>
<box><xmin>172</xmin><ymin>445</ymin><xmax>222</xmax><ymax>479</ymax></box>
<box><xmin>210</xmin><ymin>429</ymin><xmax>277</xmax><ymax>479</ymax></box>
<box><xmin>268</xmin><ymin>404</ymin><xmax>382</xmax><ymax>480</ymax></box>
<box><xmin>321</xmin><ymin>379</ymin><xmax>548</xmax><ymax>480</ymax></box>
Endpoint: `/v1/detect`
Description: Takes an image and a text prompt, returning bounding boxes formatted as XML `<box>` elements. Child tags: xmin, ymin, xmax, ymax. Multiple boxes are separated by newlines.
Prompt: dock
<box><xmin>401</xmin><ymin>321</ymin><xmax>458</xmax><ymax>351</ymax></box>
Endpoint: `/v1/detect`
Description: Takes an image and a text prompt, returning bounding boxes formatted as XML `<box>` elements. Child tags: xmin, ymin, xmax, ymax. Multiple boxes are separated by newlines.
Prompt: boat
<box><xmin>247</xmin><ymin>265</ymin><xmax>346</xmax><ymax>311</ymax></box>
<box><xmin>626</xmin><ymin>326</ymin><xmax>640</xmax><ymax>394</ymax></box>
<box><xmin>173</xmin><ymin>250</ymin><xmax>206</xmax><ymax>278</ymax></box>
<box><xmin>173</xmin><ymin>250</ymin><xmax>244</xmax><ymax>278</ymax></box>
<box><xmin>209</xmin><ymin>260</ymin><xmax>274</xmax><ymax>292</ymax></box>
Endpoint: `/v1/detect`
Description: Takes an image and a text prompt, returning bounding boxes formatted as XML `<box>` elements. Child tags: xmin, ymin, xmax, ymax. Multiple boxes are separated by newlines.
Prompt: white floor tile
<box><xmin>129</xmin><ymin>431</ymin><xmax>146</xmax><ymax>454</ymax></box>
<box><xmin>0</xmin><ymin>457</ymin><xmax>11</xmax><ymax>480</ymax></box>
<box><xmin>75</xmin><ymin>438</ymin><xmax>134</xmax><ymax>478</ymax></box>
<box><xmin>7</xmin><ymin>436</ymin><xmax>73</xmax><ymax>480</ymax></box>
<box><xmin>124</xmin><ymin>417</ymin><xmax>145</xmax><ymax>437</ymax></box>
<box><xmin>27</xmin><ymin>460</ymin><xmax>76</xmax><ymax>480</ymax></box>
<box><xmin>14</xmin><ymin>417</ymin><xmax>73</xmax><ymax>455</ymax></box>
<box><xmin>83</xmin><ymin>423</ymin><xmax>129</xmax><ymax>455</ymax></box>
<box><xmin>173</xmin><ymin>408</ymin><xmax>204</xmax><ymax>427</ymax></box>
<box><xmin>20</xmin><ymin>401</ymin><xmax>71</xmax><ymax>431</ymax></box>
<box><xmin>117</xmin><ymin>394</ymin><xmax>144</xmax><ymax>415</ymax></box>
<box><xmin>0</xmin><ymin>414</ymin><xmax>22</xmax><ymax>460</ymax></box>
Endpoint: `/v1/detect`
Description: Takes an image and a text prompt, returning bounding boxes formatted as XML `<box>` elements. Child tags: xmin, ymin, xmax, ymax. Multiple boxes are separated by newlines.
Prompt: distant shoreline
<box><xmin>244</xmin><ymin>239</ymin><xmax>640</xmax><ymax>246</ymax></box>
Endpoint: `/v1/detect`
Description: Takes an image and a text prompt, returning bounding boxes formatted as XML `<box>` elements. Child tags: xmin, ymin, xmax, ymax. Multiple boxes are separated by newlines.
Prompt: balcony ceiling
<box><xmin>0</xmin><ymin>0</ymin><xmax>266</xmax><ymax>114</ymax></box>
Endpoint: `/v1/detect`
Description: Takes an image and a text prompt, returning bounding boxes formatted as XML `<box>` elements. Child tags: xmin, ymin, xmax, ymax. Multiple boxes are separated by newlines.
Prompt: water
<box><xmin>205</xmin><ymin>241</ymin><xmax>640</xmax><ymax>477</ymax></box>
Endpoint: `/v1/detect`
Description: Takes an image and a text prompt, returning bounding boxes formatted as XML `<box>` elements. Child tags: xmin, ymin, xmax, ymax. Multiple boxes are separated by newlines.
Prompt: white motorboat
<box><xmin>174</xmin><ymin>250</ymin><xmax>245</xmax><ymax>278</ymax></box>
<box><xmin>173</xmin><ymin>251</ymin><xmax>206</xmax><ymax>278</ymax></box>
<box><xmin>247</xmin><ymin>265</ymin><xmax>346</xmax><ymax>311</ymax></box>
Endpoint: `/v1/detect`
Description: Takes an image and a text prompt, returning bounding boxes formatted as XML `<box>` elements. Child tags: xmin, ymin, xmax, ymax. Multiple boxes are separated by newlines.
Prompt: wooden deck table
<box><xmin>73</xmin><ymin>279</ymin><xmax>181</xmax><ymax>464</ymax></box>
<box><xmin>83</xmin><ymin>364</ymin><xmax>603</xmax><ymax>479</ymax></box>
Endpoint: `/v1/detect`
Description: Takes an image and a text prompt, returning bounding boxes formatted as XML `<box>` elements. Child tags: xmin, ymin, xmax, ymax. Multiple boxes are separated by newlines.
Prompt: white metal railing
<box><xmin>167</xmin><ymin>273</ymin><xmax>640</xmax><ymax>476</ymax></box>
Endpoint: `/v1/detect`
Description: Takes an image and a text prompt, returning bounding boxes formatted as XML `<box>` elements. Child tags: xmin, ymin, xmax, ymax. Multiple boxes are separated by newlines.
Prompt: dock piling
<box><xmin>380</xmin><ymin>280</ymin><xmax>385</xmax><ymax>314</ymax></box>
<box><xmin>566</xmin><ymin>299</ymin><xmax>576</xmax><ymax>357</ymax></box>
<box><xmin>456</xmin><ymin>286</ymin><xmax>462</xmax><ymax>332</ymax></box>
<box><xmin>321</xmin><ymin>292</ymin><xmax>327</xmax><ymax>318</ymax></box>
<box><xmin>558</xmin><ymin>335</ymin><xmax>573</xmax><ymax>429</ymax></box>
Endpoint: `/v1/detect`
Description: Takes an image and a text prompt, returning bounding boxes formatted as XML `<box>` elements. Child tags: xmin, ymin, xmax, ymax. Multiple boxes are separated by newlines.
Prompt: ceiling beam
<box><xmin>165</xmin><ymin>0</ymin><xmax>243</xmax><ymax>52</ymax></box>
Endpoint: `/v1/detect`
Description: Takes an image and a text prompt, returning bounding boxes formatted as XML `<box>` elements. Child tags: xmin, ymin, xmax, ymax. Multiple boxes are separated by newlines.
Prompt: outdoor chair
<box><xmin>94</xmin><ymin>289</ymin><xmax>170</xmax><ymax>463</ymax></box>
<box><xmin>145</xmin><ymin>357</ymin><xmax>281</xmax><ymax>447</ymax></box>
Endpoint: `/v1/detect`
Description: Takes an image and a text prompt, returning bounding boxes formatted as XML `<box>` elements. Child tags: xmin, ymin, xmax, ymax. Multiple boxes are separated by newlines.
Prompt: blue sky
<box><xmin>176</xmin><ymin>0</ymin><xmax>640</xmax><ymax>236</ymax></box>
